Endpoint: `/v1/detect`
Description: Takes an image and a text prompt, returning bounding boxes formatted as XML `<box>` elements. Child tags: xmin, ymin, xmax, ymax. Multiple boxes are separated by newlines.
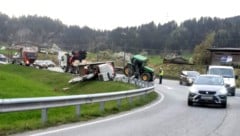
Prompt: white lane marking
<box><xmin>162</xmin><ymin>85</ymin><xmax>173</xmax><ymax>90</ymax></box>
<box><xmin>31</xmin><ymin>92</ymin><xmax>165</xmax><ymax>136</ymax></box>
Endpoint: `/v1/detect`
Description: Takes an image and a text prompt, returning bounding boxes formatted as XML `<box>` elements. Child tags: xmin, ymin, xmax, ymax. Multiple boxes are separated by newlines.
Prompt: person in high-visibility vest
<box><xmin>159</xmin><ymin>67</ymin><xmax>164</xmax><ymax>84</ymax></box>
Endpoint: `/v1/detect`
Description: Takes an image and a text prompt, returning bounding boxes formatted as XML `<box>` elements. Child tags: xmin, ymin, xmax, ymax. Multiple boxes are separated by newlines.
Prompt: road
<box><xmin>16</xmin><ymin>79</ymin><xmax>240</xmax><ymax>136</ymax></box>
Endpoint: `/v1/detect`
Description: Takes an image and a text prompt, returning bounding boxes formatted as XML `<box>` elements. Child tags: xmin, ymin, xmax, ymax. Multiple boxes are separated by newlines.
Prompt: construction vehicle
<box><xmin>11</xmin><ymin>46</ymin><xmax>38</xmax><ymax>66</ymax></box>
<box><xmin>123</xmin><ymin>54</ymin><xmax>154</xmax><ymax>81</ymax></box>
<box><xmin>69</xmin><ymin>62</ymin><xmax>115</xmax><ymax>83</ymax></box>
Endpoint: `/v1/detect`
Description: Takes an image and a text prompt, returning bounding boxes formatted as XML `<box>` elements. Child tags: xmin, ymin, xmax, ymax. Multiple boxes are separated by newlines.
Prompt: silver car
<box><xmin>179</xmin><ymin>70</ymin><xmax>200</xmax><ymax>86</ymax></box>
<box><xmin>188</xmin><ymin>74</ymin><xmax>228</xmax><ymax>108</ymax></box>
<box><xmin>33</xmin><ymin>60</ymin><xmax>56</xmax><ymax>69</ymax></box>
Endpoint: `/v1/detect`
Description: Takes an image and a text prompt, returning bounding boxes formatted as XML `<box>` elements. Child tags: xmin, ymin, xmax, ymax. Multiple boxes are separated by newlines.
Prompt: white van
<box><xmin>207</xmin><ymin>65</ymin><xmax>238</xmax><ymax>96</ymax></box>
<box><xmin>0</xmin><ymin>54</ymin><xmax>8</xmax><ymax>64</ymax></box>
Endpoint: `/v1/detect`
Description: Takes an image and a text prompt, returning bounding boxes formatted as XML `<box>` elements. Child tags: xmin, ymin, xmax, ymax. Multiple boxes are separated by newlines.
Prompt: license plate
<box><xmin>201</xmin><ymin>96</ymin><xmax>213</xmax><ymax>100</ymax></box>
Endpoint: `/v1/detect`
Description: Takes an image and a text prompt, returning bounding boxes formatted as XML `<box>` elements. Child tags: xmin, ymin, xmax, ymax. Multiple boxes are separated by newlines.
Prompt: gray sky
<box><xmin>0</xmin><ymin>0</ymin><xmax>239</xmax><ymax>30</ymax></box>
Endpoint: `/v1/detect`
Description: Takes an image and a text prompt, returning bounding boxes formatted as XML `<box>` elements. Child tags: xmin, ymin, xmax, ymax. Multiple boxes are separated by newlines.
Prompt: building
<box><xmin>208</xmin><ymin>48</ymin><xmax>240</xmax><ymax>68</ymax></box>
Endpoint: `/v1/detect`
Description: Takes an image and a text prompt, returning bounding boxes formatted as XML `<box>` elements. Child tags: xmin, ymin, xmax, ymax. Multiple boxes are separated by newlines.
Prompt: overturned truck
<box><xmin>59</xmin><ymin>50</ymin><xmax>116</xmax><ymax>83</ymax></box>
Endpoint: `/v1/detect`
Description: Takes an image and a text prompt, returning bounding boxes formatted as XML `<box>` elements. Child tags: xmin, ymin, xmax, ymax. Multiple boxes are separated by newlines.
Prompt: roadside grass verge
<box><xmin>0</xmin><ymin>64</ymin><xmax>157</xmax><ymax>136</ymax></box>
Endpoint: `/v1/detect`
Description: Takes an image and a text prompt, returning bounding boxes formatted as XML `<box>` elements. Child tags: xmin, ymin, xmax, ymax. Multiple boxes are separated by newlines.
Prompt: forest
<box><xmin>0</xmin><ymin>12</ymin><xmax>240</xmax><ymax>54</ymax></box>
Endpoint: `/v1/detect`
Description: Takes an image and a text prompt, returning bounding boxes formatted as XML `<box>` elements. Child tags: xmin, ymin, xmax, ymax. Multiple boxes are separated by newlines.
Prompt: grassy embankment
<box><xmin>0</xmin><ymin>65</ymin><xmax>157</xmax><ymax>136</ymax></box>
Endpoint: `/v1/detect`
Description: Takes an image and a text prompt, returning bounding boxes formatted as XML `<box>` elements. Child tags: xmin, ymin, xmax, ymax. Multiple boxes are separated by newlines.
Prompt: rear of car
<box><xmin>207</xmin><ymin>65</ymin><xmax>237</xmax><ymax>96</ymax></box>
<box><xmin>33</xmin><ymin>60</ymin><xmax>56</xmax><ymax>69</ymax></box>
<box><xmin>188</xmin><ymin>74</ymin><xmax>228</xmax><ymax>108</ymax></box>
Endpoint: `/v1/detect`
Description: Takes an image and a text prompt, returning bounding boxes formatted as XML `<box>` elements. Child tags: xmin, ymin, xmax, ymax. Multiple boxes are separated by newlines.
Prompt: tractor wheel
<box><xmin>123</xmin><ymin>65</ymin><xmax>134</xmax><ymax>77</ymax></box>
<box><xmin>140</xmin><ymin>73</ymin><xmax>151</xmax><ymax>81</ymax></box>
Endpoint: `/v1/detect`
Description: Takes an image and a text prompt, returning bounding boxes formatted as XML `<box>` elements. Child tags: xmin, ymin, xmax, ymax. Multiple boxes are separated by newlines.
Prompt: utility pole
<box><xmin>123</xmin><ymin>44</ymin><xmax>126</xmax><ymax>68</ymax></box>
<box><xmin>121</xmin><ymin>32</ymin><xmax>127</xmax><ymax>68</ymax></box>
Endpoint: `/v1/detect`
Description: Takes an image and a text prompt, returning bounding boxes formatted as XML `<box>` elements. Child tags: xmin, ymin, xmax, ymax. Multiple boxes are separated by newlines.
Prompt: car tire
<box><xmin>179</xmin><ymin>81</ymin><xmax>182</xmax><ymax>85</ymax></box>
<box><xmin>222</xmin><ymin>102</ymin><xmax>227</xmax><ymax>108</ymax></box>
<box><xmin>188</xmin><ymin>99</ymin><xmax>193</xmax><ymax>106</ymax></box>
<box><xmin>232</xmin><ymin>91</ymin><xmax>235</xmax><ymax>96</ymax></box>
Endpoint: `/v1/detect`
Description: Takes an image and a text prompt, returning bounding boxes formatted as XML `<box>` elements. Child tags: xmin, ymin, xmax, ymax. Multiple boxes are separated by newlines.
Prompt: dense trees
<box><xmin>0</xmin><ymin>12</ymin><xmax>240</xmax><ymax>54</ymax></box>
<box><xmin>193</xmin><ymin>32</ymin><xmax>215</xmax><ymax>65</ymax></box>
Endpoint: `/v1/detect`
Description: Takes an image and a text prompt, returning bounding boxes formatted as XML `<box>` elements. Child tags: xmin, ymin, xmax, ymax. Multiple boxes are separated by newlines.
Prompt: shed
<box><xmin>208</xmin><ymin>48</ymin><xmax>240</xmax><ymax>67</ymax></box>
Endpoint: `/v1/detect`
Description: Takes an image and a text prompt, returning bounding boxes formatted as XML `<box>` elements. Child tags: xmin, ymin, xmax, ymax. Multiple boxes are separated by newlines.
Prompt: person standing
<box><xmin>159</xmin><ymin>67</ymin><xmax>164</xmax><ymax>84</ymax></box>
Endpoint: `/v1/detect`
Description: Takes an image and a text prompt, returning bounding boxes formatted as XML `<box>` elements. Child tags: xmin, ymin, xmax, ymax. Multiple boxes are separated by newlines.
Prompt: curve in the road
<box><xmin>15</xmin><ymin>79</ymin><xmax>240</xmax><ymax>136</ymax></box>
<box><xmin>29</xmin><ymin>89</ymin><xmax>164</xmax><ymax>136</ymax></box>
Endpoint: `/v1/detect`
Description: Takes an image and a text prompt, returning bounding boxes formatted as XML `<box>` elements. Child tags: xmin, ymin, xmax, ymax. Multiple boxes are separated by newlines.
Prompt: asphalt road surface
<box><xmin>15</xmin><ymin>79</ymin><xmax>240</xmax><ymax>136</ymax></box>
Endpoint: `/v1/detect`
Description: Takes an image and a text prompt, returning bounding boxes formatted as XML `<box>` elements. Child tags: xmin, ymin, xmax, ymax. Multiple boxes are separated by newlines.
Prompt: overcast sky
<box><xmin>0</xmin><ymin>0</ymin><xmax>239</xmax><ymax>30</ymax></box>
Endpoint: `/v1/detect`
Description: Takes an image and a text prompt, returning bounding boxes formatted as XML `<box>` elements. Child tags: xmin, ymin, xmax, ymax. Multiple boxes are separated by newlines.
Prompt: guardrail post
<box><xmin>100</xmin><ymin>102</ymin><xmax>105</xmax><ymax>112</ymax></box>
<box><xmin>41</xmin><ymin>108</ymin><xmax>48</xmax><ymax>124</ymax></box>
<box><xmin>139</xmin><ymin>95</ymin><xmax>143</xmax><ymax>101</ymax></box>
<box><xmin>76</xmin><ymin>105</ymin><xmax>81</xmax><ymax>118</ymax></box>
<box><xmin>141</xmin><ymin>93</ymin><xmax>146</xmax><ymax>100</ymax></box>
<box><xmin>129</xmin><ymin>97</ymin><xmax>133</xmax><ymax>106</ymax></box>
<box><xmin>117</xmin><ymin>99</ymin><xmax>121</xmax><ymax>108</ymax></box>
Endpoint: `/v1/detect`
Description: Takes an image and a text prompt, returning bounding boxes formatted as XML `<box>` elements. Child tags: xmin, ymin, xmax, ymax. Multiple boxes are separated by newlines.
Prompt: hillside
<box><xmin>0</xmin><ymin>65</ymin><xmax>136</xmax><ymax>98</ymax></box>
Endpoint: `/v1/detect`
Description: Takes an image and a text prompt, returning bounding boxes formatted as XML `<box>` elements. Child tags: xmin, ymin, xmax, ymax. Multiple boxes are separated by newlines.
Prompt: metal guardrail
<box><xmin>0</xmin><ymin>76</ymin><xmax>154</xmax><ymax>124</ymax></box>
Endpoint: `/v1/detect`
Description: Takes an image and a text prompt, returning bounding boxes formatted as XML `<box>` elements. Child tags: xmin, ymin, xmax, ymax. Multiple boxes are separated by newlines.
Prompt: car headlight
<box><xmin>188</xmin><ymin>78</ymin><xmax>193</xmax><ymax>83</ymax></box>
<box><xmin>219</xmin><ymin>88</ymin><xmax>227</xmax><ymax>95</ymax></box>
<box><xmin>189</xmin><ymin>87</ymin><xmax>198</xmax><ymax>94</ymax></box>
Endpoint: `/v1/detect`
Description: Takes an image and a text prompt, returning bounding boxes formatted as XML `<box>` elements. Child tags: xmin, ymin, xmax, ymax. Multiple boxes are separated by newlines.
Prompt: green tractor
<box><xmin>123</xmin><ymin>54</ymin><xmax>154</xmax><ymax>81</ymax></box>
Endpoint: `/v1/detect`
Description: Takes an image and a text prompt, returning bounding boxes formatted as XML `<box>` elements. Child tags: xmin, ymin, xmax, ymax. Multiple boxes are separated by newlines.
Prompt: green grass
<box><xmin>0</xmin><ymin>64</ymin><xmax>157</xmax><ymax>136</ymax></box>
<box><xmin>0</xmin><ymin>65</ymin><xmax>70</xmax><ymax>98</ymax></box>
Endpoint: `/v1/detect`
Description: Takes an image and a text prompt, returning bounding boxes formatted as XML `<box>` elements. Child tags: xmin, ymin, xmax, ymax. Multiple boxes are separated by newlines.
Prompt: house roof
<box><xmin>208</xmin><ymin>48</ymin><xmax>240</xmax><ymax>52</ymax></box>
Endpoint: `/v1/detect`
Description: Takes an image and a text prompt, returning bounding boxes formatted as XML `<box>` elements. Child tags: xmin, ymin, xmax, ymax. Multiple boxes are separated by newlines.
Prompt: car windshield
<box><xmin>26</xmin><ymin>52</ymin><xmax>37</xmax><ymax>58</ymax></box>
<box><xmin>209</xmin><ymin>68</ymin><xmax>234</xmax><ymax>78</ymax></box>
<box><xmin>194</xmin><ymin>76</ymin><xmax>224</xmax><ymax>85</ymax></box>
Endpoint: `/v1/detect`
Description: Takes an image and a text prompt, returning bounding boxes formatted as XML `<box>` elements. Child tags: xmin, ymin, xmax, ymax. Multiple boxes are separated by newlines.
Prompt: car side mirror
<box><xmin>235</xmin><ymin>75</ymin><xmax>238</xmax><ymax>79</ymax></box>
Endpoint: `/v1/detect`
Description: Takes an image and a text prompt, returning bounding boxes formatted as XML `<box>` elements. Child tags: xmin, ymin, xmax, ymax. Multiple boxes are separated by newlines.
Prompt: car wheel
<box><xmin>222</xmin><ymin>102</ymin><xmax>227</xmax><ymax>108</ymax></box>
<box><xmin>188</xmin><ymin>99</ymin><xmax>193</xmax><ymax>106</ymax></box>
<box><xmin>231</xmin><ymin>91</ymin><xmax>235</xmax><ymax>96</ymax></box>
<box><xmin>179</xmin><ymin>81</ymin><xmax>182</xmax><ymax>85</ymax></box>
